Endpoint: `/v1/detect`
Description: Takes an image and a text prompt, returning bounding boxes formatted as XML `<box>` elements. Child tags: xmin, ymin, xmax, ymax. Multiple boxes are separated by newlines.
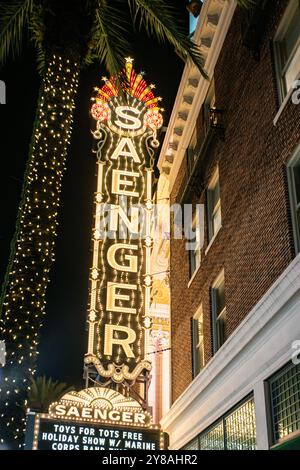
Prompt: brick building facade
<box><xmin>158</xmin><ymin>0</ymin><xmax>300</xmax><ymax>450</ymax></box>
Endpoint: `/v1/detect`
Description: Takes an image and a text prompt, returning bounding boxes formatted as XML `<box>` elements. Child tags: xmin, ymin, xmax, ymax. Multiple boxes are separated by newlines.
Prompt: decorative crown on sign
<box><xmin>91</xmin><ymin>57</ymin><xmax>164</xmax><ymax>131</ymax></box>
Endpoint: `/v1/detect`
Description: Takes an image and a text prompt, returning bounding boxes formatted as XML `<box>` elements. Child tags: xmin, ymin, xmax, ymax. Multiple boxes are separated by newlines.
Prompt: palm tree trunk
<box><xmin>0</xmin><ymin>52</ymin><xmax>80</xmax><ymax>449</ymax></box>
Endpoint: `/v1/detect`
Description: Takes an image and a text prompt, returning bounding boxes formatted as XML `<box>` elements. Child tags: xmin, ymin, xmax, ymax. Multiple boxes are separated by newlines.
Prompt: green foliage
<box><xmin>236</xmin><ymin>0</ymin><xmax>255</xmax><ymax>8</ymax></box>
<box><xmin>28</xmin><ymin>1</ymin><xmax>45</xmax><ymax>73</ymax></box>
<box><xmin>84</xmin><ymin>0</ymin><xmax>131</xmax><ymax>75</ymax></box>
<box><xmin>0</xmin><ymin>0</ymin><xmax>33</xmax><ymax>65</ymax></box>
<box><xmin>129</xmin><ymin>0</ymin><xmax>207</xmax><ymax>78</ymax></box>
<box><xmin>0</xmin><ymin>0</ymin><xmax>256</xmax><ymax>75</ymax></box>
<box><xmin>27</xmin><ymin>376</ymin><xmax>73</xmax><ymax>413</ymax></box>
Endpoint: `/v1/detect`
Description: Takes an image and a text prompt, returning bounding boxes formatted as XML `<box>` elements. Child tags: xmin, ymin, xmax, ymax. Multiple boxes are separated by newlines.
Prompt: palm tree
<box><xmin>27</xmin><ymin>376</ymin><xmax>73</xmax><ymax>413</ymax></box>
<box><xmin>0</xmin><ymin>0</ymin><xmax>253</xmax><ymax>449</ymax></box>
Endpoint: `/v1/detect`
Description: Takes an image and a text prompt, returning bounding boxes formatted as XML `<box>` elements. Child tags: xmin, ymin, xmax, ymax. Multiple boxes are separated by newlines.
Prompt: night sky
<box><xmin>0</xmin><ymin>2</ymin><xmax>186</xmax><ymax>389</ymax></box>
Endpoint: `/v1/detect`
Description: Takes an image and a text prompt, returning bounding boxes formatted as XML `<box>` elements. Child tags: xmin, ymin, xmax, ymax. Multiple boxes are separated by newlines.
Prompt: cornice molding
<box><xmin>158</xmin><ymin>0</ymin><xmax>236</xmax><ymax>194</ymax></box>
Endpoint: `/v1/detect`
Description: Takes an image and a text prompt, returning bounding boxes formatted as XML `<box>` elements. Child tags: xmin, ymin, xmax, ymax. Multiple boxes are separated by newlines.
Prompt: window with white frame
<box><xmin>192</xmin><ymin>305</ymin><xmax>205</xmax><ymax>377</ymax></box>
<box><xmin>287</xmin><ymin>144</ymin><xmax>300</xmax><ymax>253</ymax></box>
<box><xmin>188</xmin><ymin>208</ymin><xmax>201</xmax><ymax>279</ymax></box>
<box><xmin>211</xmin><ymin>270</ymin><xmax>226</xmax><ymax>354</ymax></box>
<box><xmin>204</xmin><ymin>78</ymin><xmax>216</xmax><ymax>124</ymax></box>
<box><xmin>207</xmin><ymin>168</ymin><xmax>222</xmax><ymax>243</ymax></box>
<box><xmin>274</xmin><ymin>0</ymin><xmax>300</xmax><ymax>103</ymax></box>
<box><xmin>187</xmin><ymin>126</ymin><xmax>198</xmax><ymax>173</ymax></box>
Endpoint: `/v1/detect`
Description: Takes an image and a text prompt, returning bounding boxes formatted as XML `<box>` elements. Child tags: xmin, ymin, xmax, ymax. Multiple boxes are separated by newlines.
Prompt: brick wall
<box><xmin>170</xmin><ymin>0</ymin><xmax>300</xmax><ymax>402</ymax></box>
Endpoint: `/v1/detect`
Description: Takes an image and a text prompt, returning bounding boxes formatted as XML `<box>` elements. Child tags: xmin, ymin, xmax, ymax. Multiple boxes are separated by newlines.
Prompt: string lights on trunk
<box><xmin>0</xmin><ymin>54</ymin><xmax>79</xmax><ymax>449</ymax></box>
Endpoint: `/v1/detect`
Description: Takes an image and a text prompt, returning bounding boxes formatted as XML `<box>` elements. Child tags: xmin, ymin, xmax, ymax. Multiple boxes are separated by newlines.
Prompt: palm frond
<box><xmin>235</xmin><ymin>0</ymin><xmax>256</xmax><ymax>8</ymax></box>
<box><xmin>0</xmin><ymin>0</ymin><xmax>33</xmax><ymax>67</ymax></box>
<box><xmin>128</xmin><ymin>0</ymin><xmax>207</xmax><ymax>78</ymax></box>
<box><xmin>28</xmin><ymin>1</ymin><xmax>46</xmax><ymax>74</ymax></box>
<box><xmin>27</xmin><ymin>376</ymin><xmax>73</xmax><ymax>413</ymax></box>
<box><xmin>84</xmin><ymin>0</ymin><xmax>131</xmax><ymax>75</ymax></box>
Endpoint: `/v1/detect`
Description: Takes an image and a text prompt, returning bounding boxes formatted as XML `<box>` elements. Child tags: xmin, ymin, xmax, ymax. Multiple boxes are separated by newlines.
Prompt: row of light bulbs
<box><xmin>0</xmin><ymin>54</ymin><xmax>79</xmax><ymax>448</ymax></box>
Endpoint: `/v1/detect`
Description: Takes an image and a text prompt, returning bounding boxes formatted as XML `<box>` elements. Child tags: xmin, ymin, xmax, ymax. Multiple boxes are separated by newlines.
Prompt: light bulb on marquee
<box><xmin>85</xmin><ymin>58</ymin><xmax>163</xmax><ymax>384</ymax></box>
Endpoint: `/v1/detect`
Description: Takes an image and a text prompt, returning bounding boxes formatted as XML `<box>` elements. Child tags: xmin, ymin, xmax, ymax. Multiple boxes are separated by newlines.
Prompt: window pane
<box><xmin>188</xmin><ymin>127</ymin><xmax>197</xmax><ymax>153</ymax></box>
<box><xmin>216</xmin><ymin>281</ymin><xmax>225</xmax><ymax>316</ymax></box>
<box><xmin>194</xmin><ymin>249</ymin><xmax>200</xmax><ymax>272</ymax></box>
<box><xmin>197</xmin><ymin>343</ymin><xmax>205</xmax><ymax>371</ymax></box>
<box><xmin>217</xmin><ymin>314</ymin><xmax>226</xmax><ymax>347</ymax></box>
<box><xmin>183</xmin><ymin>437</ymin><xmax>199</xmax><ymax>450</ymax></box>
<box><xmin>269</xmin><ymin>362</ymin><xmax>300</xmax><ymax>443</ymax></box>
<box><xmin>211</xmin><ymin>182</ymin><xmax>220</xmax><ymax>209</ymax></box>
<box><xmin>213</xmin><ymin>205</ymin><xmax>222</xmax><ymax>235</ymax></box>
<box><xmin>200</xmin><ymin>422</ymin><xmax>225</xmax><ymax>450</ymax></box>
<box><xmin>189</xmin><ymin>211</ymin><xmax>201</xmax><ymax>277</ymax></box>
<box><xmin>190</xmin><ymin>250</ymin><xmax>200</xmax><ymax>276</ymax></box>
<box><xmin>293</xmin><ymin>162</ymin><xmax>300</xmax><ymax>204</ymax></box>
<box><xmin>189</xmin><ymin>250</ymin><xmax>196</xmax><ymax>276</ymax></box>
<box><xmin>189</xmin><ymin>240</ymin><xmax>200</xmax><ymax>277</ymax></box>
<box><xmin>197</xmin><ymin>397</ymin><xmax>256</xmax><ymax>451</ymax></box>
<box><xmin>225</xmin><ymin>399</ymin><xmax>257</xmax><ymax>450</ymax></box>
<box><xmin>197</xmin><ymin>315</ymin><xmax>203</xmax><ymax>344</ymax></box>
<box><xmin>276</xmin><ymin>2</ymin><xmax>300</xmax><ymax>99</ymax></box>
<box><xmin>212</xmin><ymin>273</ymin><xmax>226</xmax><ymax>353</ymax></box>
<box><xmin>281</xmin><ymin>7</ymin><xmax>300</xmax><ymax>63</ymax></box>
<box><xmin>197</xmin><ymin>313</ymin><xmax>205</xmax><ymax>371</ymax></box>
<box><xmin>208</xmin><ymin>174</ymin><xmax>221</xmax><ymax>241</ymax></box>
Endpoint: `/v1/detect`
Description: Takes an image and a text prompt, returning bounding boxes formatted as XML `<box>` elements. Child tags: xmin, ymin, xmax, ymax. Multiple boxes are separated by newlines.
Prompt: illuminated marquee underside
<box><xmin>85</xmin><ymin>58</ymin><xmax>163</xmax><ymax>383</ymax></box>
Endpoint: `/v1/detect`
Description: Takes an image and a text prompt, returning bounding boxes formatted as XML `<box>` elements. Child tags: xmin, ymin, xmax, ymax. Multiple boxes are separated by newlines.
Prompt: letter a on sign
<box><xmin>111</xmin><ymin>137</ymin><xmax>141</xmax><ymax>163</ymax></box>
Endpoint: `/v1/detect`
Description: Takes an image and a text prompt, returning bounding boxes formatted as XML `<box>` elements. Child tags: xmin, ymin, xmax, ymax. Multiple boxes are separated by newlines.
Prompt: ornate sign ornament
<box><xmin>48</xmin><ymin>387</ymin><xmax>152</xmax><ymax>428</ymax></box>
<box><xmin>84</xmin><ymin>58</ymin><xmax>163</xmax><ymax>383</ymax></box>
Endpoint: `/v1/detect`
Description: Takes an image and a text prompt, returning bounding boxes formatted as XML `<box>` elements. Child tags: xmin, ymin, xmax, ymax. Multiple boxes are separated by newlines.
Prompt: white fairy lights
<box><xmin>0</xmin><ymin>54</ymin><xmax>79</xmax><ymax>448</ymax></box>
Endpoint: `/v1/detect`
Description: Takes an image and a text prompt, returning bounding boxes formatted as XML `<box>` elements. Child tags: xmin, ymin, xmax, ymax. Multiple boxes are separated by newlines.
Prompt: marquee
<box><xmin>25</xmin><ymin>387</ymin><xmax>167</xmax><ymax>450</ymax></box>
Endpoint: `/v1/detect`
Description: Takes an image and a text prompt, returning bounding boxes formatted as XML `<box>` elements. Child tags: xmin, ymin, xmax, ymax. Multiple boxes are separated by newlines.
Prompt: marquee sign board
<box><xmin>84</xmin><ymin>58</ymin><xmax>163</xmax><ymax>383</ymax></box>
<box><xmin>25</xmin><ymin>387</ymin><xmax>167</xmax><ymax>450</ymax></box>
<box><xmin>26</xmin><ymin>418</ymin><xmax>166</xmax><ymax>451</ymax></box>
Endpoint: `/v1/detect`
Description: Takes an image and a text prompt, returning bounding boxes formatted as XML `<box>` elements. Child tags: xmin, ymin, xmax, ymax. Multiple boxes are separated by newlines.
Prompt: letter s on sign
<box><xmin>115</xmin><ymin>106</ymin><xmax>141</xmax><ymax>130</ymax></box>
<box><xmin>55</xmin><ymin>404</ymin><xmax>66</xmax><ymax>416</ymax></box>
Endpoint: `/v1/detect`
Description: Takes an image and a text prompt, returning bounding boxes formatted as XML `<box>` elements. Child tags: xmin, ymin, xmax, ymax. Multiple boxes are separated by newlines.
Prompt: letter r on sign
<box><xmin>104</xmin><ymin>324</ymin><xmax>136</xmax><ymax>358</ymax></box>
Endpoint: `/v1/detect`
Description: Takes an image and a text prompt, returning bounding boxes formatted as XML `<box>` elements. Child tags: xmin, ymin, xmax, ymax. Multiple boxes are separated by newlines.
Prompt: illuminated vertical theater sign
<box><xmin>84</xmin><ymin>58</ymin><xmax>163</xmax><ymax>385</ymax></box>
<box><xmin>24</xmin><ymin>60</ymin><xmax>167</xmax><ymax>450</ymax></box>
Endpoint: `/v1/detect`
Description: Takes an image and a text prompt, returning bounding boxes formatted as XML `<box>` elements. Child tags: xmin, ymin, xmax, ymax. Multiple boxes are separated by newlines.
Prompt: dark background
<box><xmin>0</xmin><ymin>2</ymin><xmax>187</xmax><ymax>388</ymax></box>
